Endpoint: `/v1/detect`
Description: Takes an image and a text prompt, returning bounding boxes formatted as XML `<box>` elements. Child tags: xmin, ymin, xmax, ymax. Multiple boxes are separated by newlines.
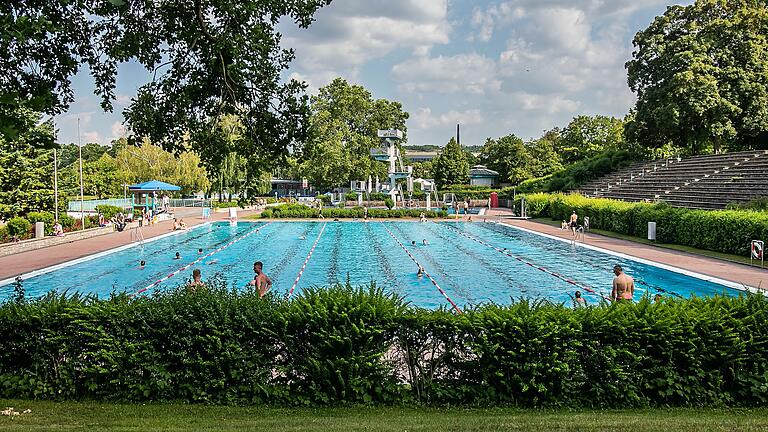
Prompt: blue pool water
<box><xmin>0</xmin><ymin>221</ymin><xmax>741</xmax><ymax>307</ymax></box>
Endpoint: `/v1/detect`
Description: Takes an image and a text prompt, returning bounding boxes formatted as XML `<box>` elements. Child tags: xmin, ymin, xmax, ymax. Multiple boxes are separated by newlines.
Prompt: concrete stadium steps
<box><xmin>579</xmin><ymin>150</ymin><xmax>768</xmax><ymax>209</ymax></box>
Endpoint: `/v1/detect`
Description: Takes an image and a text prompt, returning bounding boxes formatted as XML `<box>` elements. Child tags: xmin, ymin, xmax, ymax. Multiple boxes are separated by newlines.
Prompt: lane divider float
<box><xmin>131</xmin><ymin>222</ymin><xmax>273</xmax><ymax>297</ymax></box>
<box><xmin>440</xmin><ymin>222</ymin><xmax>611</xmax><ymax>301</ymax></box>
<box><xmin>286</xmin><ymin>221</ymin><xmax>328</xmax><ymax>298</ymax></box>
<box><xmin>380</xmin><ymin>222</ymin><xmax>463</xmax><ymax>314</ymax></box>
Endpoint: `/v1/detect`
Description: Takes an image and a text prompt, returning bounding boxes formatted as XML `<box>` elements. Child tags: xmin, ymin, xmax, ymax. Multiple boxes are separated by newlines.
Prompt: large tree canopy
<box><xmin>479</xmin><ymin>135</ymin><xmax>531</xmax><ymax>185</ymax></box>
<box><xmin>300</xmin><ymin>78</ymin><xmax>409</xmax><ymax>191</ymax></box>
<box><xmin>0</xmin><ymin>0</ymin><xmax>331</xmax><ymax>164</ymax></box>
<box><xmin>626</xmin><ymin>0</ymin><xmax>768</xmax><ymax>154</ymax></box>
<box><xmin>433</xmin><ymin>138</ymin><xmax>469</xmax><ymax>189</ymax></box>
<box><xmin>558</xmin><ymin>115</ymin><xmax>626</xmax><ymax>164</ymax></box>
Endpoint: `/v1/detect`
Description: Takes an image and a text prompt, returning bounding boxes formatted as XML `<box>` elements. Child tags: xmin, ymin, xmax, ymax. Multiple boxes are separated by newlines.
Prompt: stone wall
<box><xmin>0</xmin><ymin>227</ymin><xmax>114</xmax><ymax>258</ymax></box>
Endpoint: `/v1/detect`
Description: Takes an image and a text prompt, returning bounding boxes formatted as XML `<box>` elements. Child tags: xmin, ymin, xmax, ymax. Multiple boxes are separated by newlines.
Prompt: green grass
<box><xmin>1</xmin><ymin>401</ymin><xmax>768</xmax><ymax>431</ymax></box>
<box><xmin>532</xmin><ymin>218</ymin><xmax>764</xmax><ymax>268</ymax></box>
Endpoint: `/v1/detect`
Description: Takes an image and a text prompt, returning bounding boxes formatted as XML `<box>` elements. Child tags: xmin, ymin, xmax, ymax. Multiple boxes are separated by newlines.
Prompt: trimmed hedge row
<box><xmin>517</xmin><ymin>193</ymin><xmax>768</xmax><ymax>256</ymax></box>
<box><xmin>261</xmin><ymin>204</ymin><xmax>447</xmax><ymax>219</ymax></box>
<box><xmin>0</xmin><ymin>283</ymin><xmax>766</xmax><ymax>407</ymax></box>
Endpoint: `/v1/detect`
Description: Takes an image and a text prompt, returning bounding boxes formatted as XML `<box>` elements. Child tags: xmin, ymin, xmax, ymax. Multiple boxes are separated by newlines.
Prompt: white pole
<box><xmin>77</xmin><ymin>118</ymin><xmax>85</xmax><ymax>231</ymax></box>
<box><xmin>53</xmin><ymin>118</ymin><xmax>59</xmax><ymax>222</ymax></box>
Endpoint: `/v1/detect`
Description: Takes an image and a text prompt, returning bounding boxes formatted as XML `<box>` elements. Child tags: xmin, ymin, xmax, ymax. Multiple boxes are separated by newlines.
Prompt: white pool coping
<box><xmin>495</xmin><ymin>221</ymin><xmax>762</xmax><ymax>295</ymax></box>
<box><xmin>0</xmin><ymin>222</ymin><xmax>215</xmax><ymax>287</ymax></box>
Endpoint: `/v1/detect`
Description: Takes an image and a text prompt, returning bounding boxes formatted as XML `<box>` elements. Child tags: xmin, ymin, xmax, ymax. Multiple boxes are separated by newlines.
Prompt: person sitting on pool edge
<box><xmin>248</xmin><ymin>261</ymin><xmax>272</xmax><ymax>297</ymax></box>
<box><xmin>611</xmin><ymin>265</ymin><xmax>635</xmax><ymax>301</ymax></box>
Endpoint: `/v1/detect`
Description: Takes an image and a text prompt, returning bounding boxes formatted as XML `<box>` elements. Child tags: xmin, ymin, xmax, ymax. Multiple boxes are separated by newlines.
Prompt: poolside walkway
<box><xmin>484</xmin><ymin>209</ymin><xmax>768</xmax><ymax>290</ymax></box>
<box><xmin>0</xmin><ymin>208</ymin><xmax>259</xmax><ymax>281</ymax></box>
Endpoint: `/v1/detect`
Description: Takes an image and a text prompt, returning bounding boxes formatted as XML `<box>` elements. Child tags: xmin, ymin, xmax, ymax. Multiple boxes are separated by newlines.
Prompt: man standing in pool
<box><xmin>611</xmin><ymin>265</ymin><xmax>634</xmax><ymax>301</ymax></box>
<box><xmin>249</xmin><ymin>261</ymin><xmax>272</xmax><ymax>297</ymax></box>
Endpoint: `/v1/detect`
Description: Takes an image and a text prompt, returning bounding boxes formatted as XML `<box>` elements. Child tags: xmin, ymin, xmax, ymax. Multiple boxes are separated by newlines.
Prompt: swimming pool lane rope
<box><xmin>130</xmin><ymin>222</ymin><xmax>273</xmax><ymax>297</ymax></box>
<box><xmin>286</xmin><ymin>221</ymin><xmax>328</xmax><ymax>299</ymax></box>
<box><xmin>439</xmin><ymin>222</ymin><xmax>612</xmax><ymax>302</ymax></box>
<box><xmin>379</xmin><ymin>222</ymin><xmax>463</xmax><ymax>314</ymax></box>
<box><xmin>478</xmin><ymin>222</ymin><xmax>683</xmax><ymax>299</ymax></box>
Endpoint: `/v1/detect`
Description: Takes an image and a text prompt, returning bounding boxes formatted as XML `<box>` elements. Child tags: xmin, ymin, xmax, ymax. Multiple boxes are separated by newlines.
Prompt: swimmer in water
<box><xmin>248</xmin><ymin>261</ymin><xmax>273</xmax><ymax>297</ymax></box>
<box><xmin>198</xmin><ymin>248</ymin><xmax>203</xmax><ymax>254</ymax></box>
<box><xmin>422</xmin><ymin>239</ymin><xmax>429</xmax><ymax>245</ymax></box>
<box><xmin>174</xmin><ymin>252</ymin><xmax>181</xmax><ymax>260</ymax></box>
<box><xmin>417</xmin><ymin>266</ymin><xmax>424</xmax><ymax>278</ymax></box>
<box><xmin>139</xmin><ymin>260</ymin><xmax>146</xmax><ymax>268</ymax></box>
<box><xmin>189</xmin><ymin>269</ymin><xmax>205</xmax><ymax>289</ymax></box>
<box><xmin>411</xmin><ymin>240</ymin><xmax>416</xmax><ymax>246</ymax></box>
<box><xmin>206</xmin><ymin>259</ymin><xmax>218</xmax><ymax>265</ymax></box>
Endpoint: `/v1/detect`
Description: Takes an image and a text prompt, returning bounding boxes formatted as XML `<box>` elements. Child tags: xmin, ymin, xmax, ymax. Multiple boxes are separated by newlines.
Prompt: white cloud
<box><xmin>281</xmin><ymin>0</ymin><xmax>450</xmax><ymax>88</ymax></box>
<box><xmin>83</xmin><ymin>131</ymin><xmax>101</xmax><ymax>143</ymax></box>
<box><xmin>115</xmin><ymin>94</ymin><xmax>132</xmax><ymax>107</ymax></box>
<box><xmin>412</xmin><ymin>108</ymin><xmax>483</xmax><ymax>129</ymax></box>
<box><xmin>392</xmin><ymin>53</ymin><xmax>500</xmax><ymax>94</ymax></box>
<box><xmin>110</xmin><ymin>122</ymin><xmax>126</xmax><ymax>141</ymax></box>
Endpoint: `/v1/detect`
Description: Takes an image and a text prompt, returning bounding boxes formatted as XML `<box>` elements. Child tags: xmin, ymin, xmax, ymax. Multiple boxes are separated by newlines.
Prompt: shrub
<box><xmin>5</xmin><ymin>217</ymin><xmax>31</xmax><ymax>238</ymax></box>
<box><xmin>440</xmin><ymin>185</ymin><xmax>499</xmax><ymax>200</ymax></box>
<box><xmin>0</xmin><ymin>225</ymin><xmax>8</xmax><ymax>243</ymax></box>
<box><xmin>261</xmin><ymin>204</ymin><xmax>447</xmax><ymax>219</ymax></box>
<box><xmin>727</xmin><ymin>197</ymin><xmax>768</xmax><ymax>212</ymax></box>
<box><xmin>95</xmin><ymin>205</ymin><xmax>123</xmax><ymax>220</ymax></box>
<box><xmin>546</xmin><ymin>150</ymin><xmax>636</xmax><ymax>192</ymax></box>
<box><xmin>516</xmin><ymin>174</ymin><xmax>553</xmax><ymax>194</ymax></box>
<box><xmin>212</xmin><ymin>201</ymin><xmax>239</xmax><ymax>209</ymax></box>
<box><xmin>523</xmin><ymin>193</ymin><xmax>768</xmax><ymax>256</ymax></box>
<box><xmin>59</xmin><ymin>215</ymin><xmax>76</xmax><ymax>230</ymax></box>
<box><xmin>384</xmin><ymin>198</ymin><xmax>394</xmax><ymax>210</ymax></box>
<box><xmin>26</xmin><ymin>211</ymin><xmax>55</xmax><ymax>235</ymax></box>
<box><xmin>0</xmin><ymin>283</ymin><xmax>766</xmax><ymax>407</ymax></box>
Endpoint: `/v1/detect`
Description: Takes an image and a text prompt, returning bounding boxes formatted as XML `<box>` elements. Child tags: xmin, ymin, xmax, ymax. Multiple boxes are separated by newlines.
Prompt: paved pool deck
<box><xmin>0</xmin><ymin>208</ymin><xmax>258</xmax><ymax>281</ymax></box>
<box><xmin>485</xmin><ymin>209</ymin><xmax>768</xmax><ymax>290</ymax></box>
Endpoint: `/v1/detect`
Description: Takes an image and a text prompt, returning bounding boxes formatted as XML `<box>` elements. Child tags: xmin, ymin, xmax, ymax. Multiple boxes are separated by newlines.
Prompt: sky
<box><xmin>56</xmin><ymin>0</ymin><xmax>693</xmax><ymax>148</ymax></box>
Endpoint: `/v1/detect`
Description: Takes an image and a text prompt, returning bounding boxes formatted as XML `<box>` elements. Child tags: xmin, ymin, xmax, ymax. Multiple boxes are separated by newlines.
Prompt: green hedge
<box><xmin>95</xmin><ymin>205</ymin><xmax>123</xmax><ymax>220</ymax></box>
<box><xmin>26</xmin><ymin>212</ymin><xmax>55</xmax><ymax>235</ymax></box>
<box><xmin>0</xmin><ymin>282</ymin><xmax>766</xmax><ymax>407</ymax></box>
<box><xmin>261</xmin><ymin>204</ymin><xmax>447</xmax><ymax>219</ymax></box>
<box><xmin>516</xmin><ymin>175</ymin><xmax>553</xmax><ymax>194</ymax></box>
<box><xmin>519</xmin><ymin>193</ymin><xmax>768</xmax><ymax>256</ymax></box>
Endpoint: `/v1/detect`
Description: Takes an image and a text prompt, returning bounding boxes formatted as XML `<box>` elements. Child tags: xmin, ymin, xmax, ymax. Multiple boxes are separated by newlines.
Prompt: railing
<box><xmin>67</xmin><ymin>198</ymin><xmax>131</xmax><ymax>212</ymax></box>
<box><xmin>169</xmin><ymin>198</ymin><xmax>212</xmax><ymax>208</ymax></box>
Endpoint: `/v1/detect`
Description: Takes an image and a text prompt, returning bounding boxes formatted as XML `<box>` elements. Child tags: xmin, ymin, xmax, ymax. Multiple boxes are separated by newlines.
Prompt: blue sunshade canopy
<box><xmin>128</xmin><ymin>180</ymin><xmax>181</xmax><ymax>191</ymax></box>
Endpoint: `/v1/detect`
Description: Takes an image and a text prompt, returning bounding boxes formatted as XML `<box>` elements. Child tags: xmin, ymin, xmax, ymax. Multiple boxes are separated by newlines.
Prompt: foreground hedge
<box><xmin>517</xmin><ymin>193</ymin><xmax>768</xmax><ymax>256</ymax></box>
<box><xmin>261</xmin><ymin>204</ymin><xmax>447</xmax><ymax>219</ymax></box>
<box><xmin>1</xmin><ymin>282</ymin><xmax>767</xmax><ymax>407</ymax></box>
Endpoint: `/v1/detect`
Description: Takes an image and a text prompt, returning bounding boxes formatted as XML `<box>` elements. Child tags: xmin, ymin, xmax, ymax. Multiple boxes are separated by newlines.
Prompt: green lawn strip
<box><xmin>1</xmin><ymin>401</ymin><xmax>768</xmax><ymax>432</ymax></box>
<box><xmin>531</xmin><ymin>218</ymin><xmax>762</xmax><ymax>268</ymax></box>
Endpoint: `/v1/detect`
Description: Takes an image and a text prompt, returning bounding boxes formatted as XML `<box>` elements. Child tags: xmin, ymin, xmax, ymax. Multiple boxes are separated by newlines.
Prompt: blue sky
<box><xmin>56</xmin><ymin>0</ymin><xmax>692</xmax><ymax>148</ymax></box>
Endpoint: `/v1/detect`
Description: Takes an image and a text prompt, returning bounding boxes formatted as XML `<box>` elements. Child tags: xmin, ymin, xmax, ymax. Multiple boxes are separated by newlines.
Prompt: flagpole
<box><xmin>53</xmin><ymin>118</ymin><xmax>59</xmax><ymax>222</ymax></box>
<box><xmin>77</xmin><ymin>118</ymin><xmax>85</xmax><ymax>231</ymax></box>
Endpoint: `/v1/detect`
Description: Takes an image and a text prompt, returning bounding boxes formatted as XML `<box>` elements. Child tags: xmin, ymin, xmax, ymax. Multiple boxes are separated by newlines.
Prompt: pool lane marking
<box><xmin>130</xmin><ymin>222</ymin><xmax>273</xmax><ymax>297</ymax></box>
<box><xmin>380</xmin><ymin>222</ymin><xmax>463</xmax><ymax>314</ymax></box>
<box><xmin>286</xmin><ymin>221</ymin><xmax>328</xmax><ymax>299</ymax></box>
<box><xmin>439</xmin><ymin>222</ymin><xmax>611</xmax><ymax>302</ymax></box>
<box><xmin>477</xmin><ymin>223</ymin><xmax>684</xmax><ymax>298</ymax></box>
<box><xmin>495</xmin><ymin>221</ymin><xmax>762</xmax><ymax>295</ymax></box>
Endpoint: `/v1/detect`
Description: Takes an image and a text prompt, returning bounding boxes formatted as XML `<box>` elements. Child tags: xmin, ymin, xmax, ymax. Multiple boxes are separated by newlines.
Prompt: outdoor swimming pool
<box><xmin>0</xmin><ymin>221</ymin><xmax>744</xmax><ymax>307</ymax></box>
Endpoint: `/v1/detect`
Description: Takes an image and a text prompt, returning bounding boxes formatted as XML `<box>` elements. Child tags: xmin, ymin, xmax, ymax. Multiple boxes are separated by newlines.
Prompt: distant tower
<box><xmin>456</xmin><ymin>124</ymin><xmax>460</xmax><ymax>146</ymax></box>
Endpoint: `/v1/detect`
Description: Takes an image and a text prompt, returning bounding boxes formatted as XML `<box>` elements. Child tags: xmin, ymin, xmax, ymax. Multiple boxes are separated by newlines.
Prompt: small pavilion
<box><xmin>128</xmin><ymin>180</ymin><xmax>181</xmax><ymax>216</ymax></box>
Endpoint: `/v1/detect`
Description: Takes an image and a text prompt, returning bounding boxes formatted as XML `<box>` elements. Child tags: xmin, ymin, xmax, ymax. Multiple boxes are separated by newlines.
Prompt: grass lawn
<box><xmin>532</xmin><ymin>218</ymin><xmax>763</xmax><ymax>268</ymax></box>
<box><xmin>1</xmin><ymin>401</ymin><xmax>768</xmax><ymax>432</ymax></box>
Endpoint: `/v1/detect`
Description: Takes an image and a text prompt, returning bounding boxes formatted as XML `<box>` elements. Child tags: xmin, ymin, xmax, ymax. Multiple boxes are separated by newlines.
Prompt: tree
<box><xmin>1</xmin><ymin>0</ymin><xmax>331</xmax><ymax>164</ymax></box>
<box><xmin>626</xmin><ymin>0</ymin><xmax>768</xmax><ymax>154</ymax></box>
<box><xmin>0</xmin><ymin>111</ymin><xmax>54</xmax><ymax>219</ymax></box>
<box><xmin>114</xmin><ymin>140</ymin><xmax>210</xmax><ymax>196</ymax></box>
<box><xmin>299</xmin><ymin>78</ymin><xmax>408</xmax><ymax>191</ymax></box>
<box><xmin>479</xmin><ymin>135</ymin><xmax>531</xmax><ymax>185</ymax></box>
<box><xmin>558</xmin><ymin>115</ymin><xmax>625</xmax><ymax>164</ymax></box>
<box><xmin>433</xmin><ymin>138</ymin><xmax>469</xmax><ymax>189</ymax></box>
<box><xmin>57</xmin><ymin>143</ymin><xmax>108</xmax><ymax>167</ymax></box>
<box><xmin>411</xmin><ymin>160</ymin><xmax>434</xmax><ymax>180</ymax></box>
<box><xmin>527</xmin><ymin>129</ymin><xmax>564</xmax><ymax>178</ymax></box>
<box><xmin>83</xmin><ymin>154</ymin><xmax>120</xmax><ymax>199</ymax></box>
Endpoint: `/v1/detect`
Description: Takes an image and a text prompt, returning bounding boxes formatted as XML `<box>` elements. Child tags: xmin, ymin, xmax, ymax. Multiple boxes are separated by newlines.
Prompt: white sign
<box><xmin>302</xmin><ymin>178</ymin><xmax>308</xmax><ymax>189</ymax></box>
<box><xmin>377</xmin><ymin>129</ymin><xmax>403</xmax><ymax>139</ymax></box>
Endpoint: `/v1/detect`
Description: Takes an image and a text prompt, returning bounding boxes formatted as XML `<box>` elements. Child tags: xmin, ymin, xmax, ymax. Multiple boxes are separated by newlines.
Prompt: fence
<box><xmin>169</xmin><ymin>199</ymin><xmax>212</xmax><ymax>208</ymax></box>
<box><xmin>67</xmin><ymin>198</ymin><xmax>131</xmax><ymax>212</ymax></box>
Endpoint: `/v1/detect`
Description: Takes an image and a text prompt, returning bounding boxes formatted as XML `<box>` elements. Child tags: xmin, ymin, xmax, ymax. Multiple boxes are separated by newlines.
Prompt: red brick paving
<box><xmin>0</xmin><ymin>208</ymin><xmax>257</xmax><ymax>280</ymax></box>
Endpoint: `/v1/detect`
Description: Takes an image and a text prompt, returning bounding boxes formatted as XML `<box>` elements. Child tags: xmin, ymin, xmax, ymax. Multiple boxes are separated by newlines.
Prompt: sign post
<box><xmin>752</xmin><ymin>240</ymin><xmax>764</xmax><ymax>268</ymax></box>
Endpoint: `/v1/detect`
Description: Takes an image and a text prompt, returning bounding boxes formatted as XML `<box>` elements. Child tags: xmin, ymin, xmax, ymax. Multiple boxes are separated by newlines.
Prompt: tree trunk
<box><xmin>713</xmin><ymin>136</ymin><xmax>722</xmax><ymax>154</ymax></box>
